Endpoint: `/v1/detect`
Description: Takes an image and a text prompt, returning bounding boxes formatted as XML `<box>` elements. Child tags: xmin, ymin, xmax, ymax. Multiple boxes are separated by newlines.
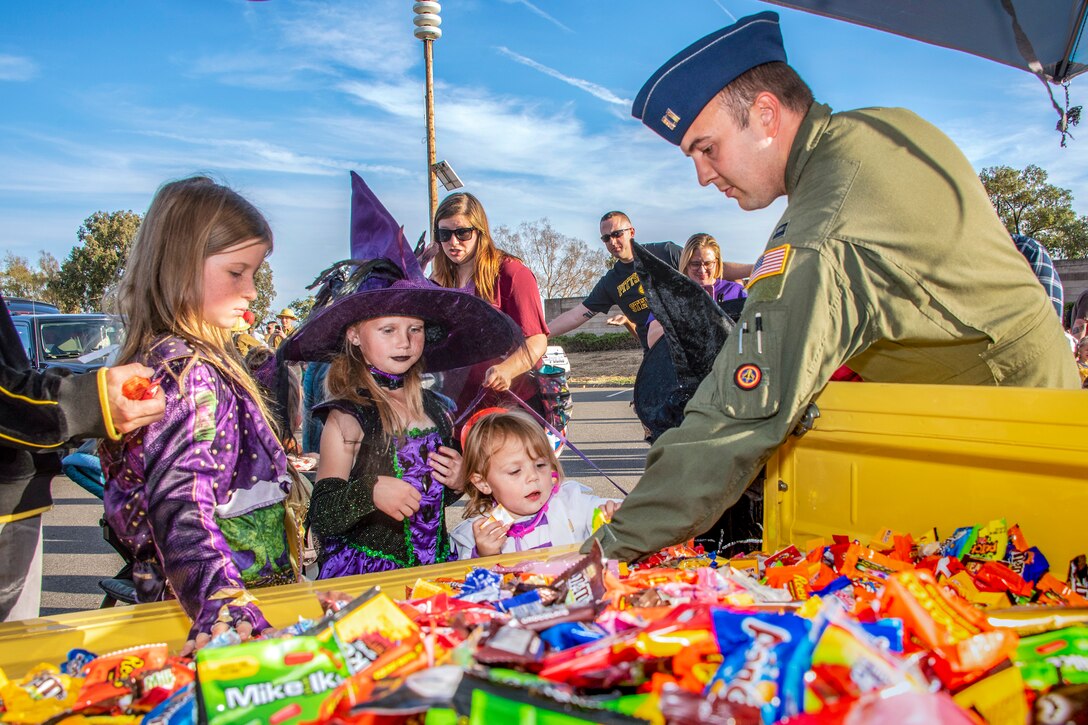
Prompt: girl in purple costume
<box><xmin>307</xmin><ymin>314</ymin><xmax>464</xmax><ymax>576</ymax></box>
<box><xmin>283</xmin><ymin>172</ymin><xmax>523</xmax><ymax>579</ymax></box>
<box><xmin>100</xmin><ymin>177</ymin><xmax>290</xmax><ymax>651</ymax></box>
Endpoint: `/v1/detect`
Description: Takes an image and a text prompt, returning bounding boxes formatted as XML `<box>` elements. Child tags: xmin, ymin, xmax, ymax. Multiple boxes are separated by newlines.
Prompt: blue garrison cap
<box><xmin>632</xmin><ymin>11</ymin><xmax>787</xmax><ymax>146</ymax></box>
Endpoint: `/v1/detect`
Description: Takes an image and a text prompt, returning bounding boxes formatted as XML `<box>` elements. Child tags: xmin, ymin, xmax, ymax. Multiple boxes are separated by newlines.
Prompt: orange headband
<box><xmin>459</xmin><ymin>406</ymin><xmax>509</xmax><ymax>450</ymax></box>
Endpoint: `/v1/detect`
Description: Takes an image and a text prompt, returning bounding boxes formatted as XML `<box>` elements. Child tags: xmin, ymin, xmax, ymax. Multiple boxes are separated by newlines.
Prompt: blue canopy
<box><xmin>765</xmin><ymin>0</ymin><xmax>1085</xmax><ymax>81</ymax></box>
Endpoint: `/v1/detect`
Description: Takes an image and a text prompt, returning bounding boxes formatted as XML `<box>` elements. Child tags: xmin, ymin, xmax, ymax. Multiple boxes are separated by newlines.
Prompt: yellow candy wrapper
<box><xmin>0</xmin><ymin>664</ymin><xmax>82</xmax><ymax>724</ymax></box>
<box><xmin>967</xmin><ymin>518</ymin><xmax>1009</xmax><ymax>562</ymax></box>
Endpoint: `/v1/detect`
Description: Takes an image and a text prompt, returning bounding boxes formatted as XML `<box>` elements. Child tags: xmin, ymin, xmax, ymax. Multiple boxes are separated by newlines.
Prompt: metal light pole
<box><xmin>413</xmin><ymin>2</ymin><xmax>442</xmax><ymax>235</ymax></box>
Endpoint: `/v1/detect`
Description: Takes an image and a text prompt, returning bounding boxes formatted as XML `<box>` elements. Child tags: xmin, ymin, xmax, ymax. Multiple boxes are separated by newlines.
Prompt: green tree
<box><xmin>494</xmin><ymin>218</ymin><xmax>609</xmax><ymax>298</ymax></box>
<box><xmin>251</xmin><ymin>261</ymin><xmax>276</xmax><ymax>325</ymax></box>
<box><xmin>288</xmin><ymin>295</ymin><xmax>315</xmax><ymax>322</ymax></box>
<box><xmin>0</xmin><ymin>251</ymin><xmax>62</xmax><ymax>305</ymax></box>
<box><xmin>979</xmin><ymin>164</ymin><xmax>1088</xmax><ymax>259</ymax></box>
<box><xmin>52</xmin><ymin>210</ymin><xmax>142</xmax><ymax>312</ymax></box>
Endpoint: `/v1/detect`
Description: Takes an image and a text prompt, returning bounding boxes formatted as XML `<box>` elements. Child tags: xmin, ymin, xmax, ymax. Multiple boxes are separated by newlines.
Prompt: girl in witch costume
<box><xmin>282</xmin><ymin>172</ymin><xmax>520</xmax><ymax>576</ymax></box>
<box><xmin>100</xmin><ymin>176</ymin><xmax>291</xmax><ymax>651</ymax></box>
<box><xmin>450</xmin><ymin>409</ymin><xmax>621</xmax><ymax>558</ymax></box>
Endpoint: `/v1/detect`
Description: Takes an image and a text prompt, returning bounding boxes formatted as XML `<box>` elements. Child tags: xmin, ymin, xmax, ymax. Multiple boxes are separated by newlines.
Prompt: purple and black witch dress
<box><xmin>306</xmin><ymin>388</ymin><xmax>460</xmax><ymax>577</ymax></box>
<box><xmin>100</xmin><ymin>337</ymin><xmax>293</xmax><ymax>638</ymax></box>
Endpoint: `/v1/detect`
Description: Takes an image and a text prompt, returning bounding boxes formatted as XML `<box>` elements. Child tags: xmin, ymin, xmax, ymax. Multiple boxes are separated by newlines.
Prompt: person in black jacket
<box><xmin>0</xmin><ymin>295</ymin><xmax>164</xmax><ymax>621</ymax></box>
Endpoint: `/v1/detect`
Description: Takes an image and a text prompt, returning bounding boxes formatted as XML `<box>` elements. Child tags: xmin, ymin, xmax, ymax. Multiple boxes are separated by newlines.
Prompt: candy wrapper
<box><xmin>139</xmin><ymin>682</ymin><xmax>195</xmax><ymax>725</ymax></box>
<box><xmin>449</xmin><ymin>669</ymin><xmax>648</xmax><ymax>724</ymax></box>
<box><xmin>195</xmin><ymin>635</ymin><xmax>348</xmax><ymax>725</ymax></box>
<box><xmin>804</xmin><ymin>600</ymin><xmax>926</xmax><ymax>714</ymax></box>
<box><xmin>121</xmin><ymin>375</ymin><xmax>163</xmax><ymax>401</ymax></box>
<box><xmin>965</xmin><ymin>518</ymin><xmax>1009</xmax><ymax>562</ymax></box>
<box><xmin>707</xmin><ymin>610</ymin><xmax>812</xmax><ymax>724</ymax></box>
<box><xmin>1033</xmin><ymin>683</ymin><xmax>1088</xmax><ymax>725</ymax></box>
<box><xmin>342</xmin><ymin>665</ymin><xmax>463</xmax><ymax>717</ymax></box>
<box><xmin>547</xmin><ymin>539</ymin><xmax>606</xmax><ymax>610</ymax></box>
<box><xmin>878</xmin><ymin>569</ymin><xmax>1018</xmax><ymax>689</ymax></box>
<box><xmin>483</xmin><ymin>504</ymin><xmax>516</xmax><ymax>529</ymax></box>
<box><xmin>1016</xmin><ymin>625</ymin><xmax>1088</xmax><ymax>690</ymax></box>
<box><xmin>0</xmin><ymin>664</ymin><xmax>82</xmax><ymax>723</ymax></box>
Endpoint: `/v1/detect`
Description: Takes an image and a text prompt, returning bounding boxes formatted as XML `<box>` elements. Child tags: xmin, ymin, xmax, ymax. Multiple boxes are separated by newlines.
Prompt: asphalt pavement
<box><xmin>39</xmin><ymin>386</ymin><xmax>648</xmax><ymax>616</ymax></box>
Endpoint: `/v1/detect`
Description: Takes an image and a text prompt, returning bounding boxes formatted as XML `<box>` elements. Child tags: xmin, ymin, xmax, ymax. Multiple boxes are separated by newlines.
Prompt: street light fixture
<box><xmin>413</xmin><ymin>2</ymin><xmax>442</xmax><ymax>234</ymax></box>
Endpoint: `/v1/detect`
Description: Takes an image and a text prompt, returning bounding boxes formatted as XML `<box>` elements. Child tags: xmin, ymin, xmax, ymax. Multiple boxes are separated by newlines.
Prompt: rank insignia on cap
<box><xmin>747</xmin><ymin>243</ymin><xmax>791</xmax><ymax>288</ymax></box>
<box><xmin>662</xmin><ymin>109</ymin><xmax>680</xmax><ymax>130</ymax></box>
<box><xmin>735</xmin><ymin>363</ymin><xmax>762</xmax><ymax>390</ymax></box>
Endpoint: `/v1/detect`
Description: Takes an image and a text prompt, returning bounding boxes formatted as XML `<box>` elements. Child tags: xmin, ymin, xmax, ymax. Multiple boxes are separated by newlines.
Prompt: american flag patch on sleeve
<box><xmin>746</xmin><ymin>244</ymin><xmax>791</xmax><ymax>288</ymax></box>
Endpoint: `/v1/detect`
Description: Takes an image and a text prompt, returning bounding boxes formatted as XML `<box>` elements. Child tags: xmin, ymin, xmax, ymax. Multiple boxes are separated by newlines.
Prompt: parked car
<box><xmin>10</xmin><ymin>313</ymin><xmax>124</xmax><ymax>373</ymax></box>
<box><xmin>3</xmin><ymin>297</ymin><xmax>61</xmax><ymax>315</ymax></box>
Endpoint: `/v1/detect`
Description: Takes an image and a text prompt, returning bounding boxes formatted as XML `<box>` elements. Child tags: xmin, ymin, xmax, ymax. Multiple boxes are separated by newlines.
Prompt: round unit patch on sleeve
<box><xmin>734</xmin><ymin>364</ymin><xmax>763</xmax><ymax>390</ymax></box>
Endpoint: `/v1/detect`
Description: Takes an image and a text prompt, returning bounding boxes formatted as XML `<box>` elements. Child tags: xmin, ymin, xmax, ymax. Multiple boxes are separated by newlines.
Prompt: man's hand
<box><xmin>472</xmin><ymin>516</ymin><xmax>509</xmax><ymax>557</ymax></box>
<box><xmin>104</xmin><ymin>363</ymin><xmax>166</xmax><ymax>434</ymax></box>
<box><xmin>373</xmin><ymin>476</ymin><xmax>422</xmax><ymax>520</ymax></box>
<box><xmin>606</xmin><ymin>314</ymin><xmax>629</xmax><ymax>327</ymax></box>
<box><xmin>180</xmin><ymin>619</ymin><xmax>256</xmax><ymax>657</ymax></box>
<box><xmin>428</xmin><ymin>446</ymin><xmax>463</xmax><ymax>491</ymax></box>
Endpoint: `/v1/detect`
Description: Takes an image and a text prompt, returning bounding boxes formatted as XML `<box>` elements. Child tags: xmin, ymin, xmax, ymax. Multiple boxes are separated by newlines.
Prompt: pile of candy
<box><xmin>2</xmin><ymin>517</ymin><xmax>1087</xmax><ymax>724</ymax></box>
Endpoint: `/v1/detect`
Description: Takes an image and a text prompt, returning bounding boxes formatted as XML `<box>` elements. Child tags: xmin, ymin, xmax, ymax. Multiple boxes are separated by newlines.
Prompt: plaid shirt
<box><xmin>1013</xmin><ymin>234</ymin><xmax>1063</xmax><ymax>318</ymax></box>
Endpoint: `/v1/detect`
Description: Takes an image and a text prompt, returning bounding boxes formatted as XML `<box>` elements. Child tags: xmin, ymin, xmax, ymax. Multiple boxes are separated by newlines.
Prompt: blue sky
<box><xmin>2</xmin><ymin>0</ymin><xmax>1085</xmax><ymax>311</ymax></box>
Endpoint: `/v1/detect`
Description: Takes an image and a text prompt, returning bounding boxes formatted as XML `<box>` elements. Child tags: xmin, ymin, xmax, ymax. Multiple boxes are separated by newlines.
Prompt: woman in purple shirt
<box><xmin>646</xmin><ymin>233</ymin><xmax>747</xmax><ymax>348</ymax></box>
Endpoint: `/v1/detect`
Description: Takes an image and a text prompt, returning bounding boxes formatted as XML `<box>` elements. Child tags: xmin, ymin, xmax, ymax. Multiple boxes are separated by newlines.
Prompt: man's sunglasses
<box><xmin>437</xmin><ymin>227</ymin><xmax>476</xmax><ymax>243</ymax></box>
<box><xmin>600</xmin><ymin>228</ymin><xmax>632</xmax><ymax>243</ymax></box>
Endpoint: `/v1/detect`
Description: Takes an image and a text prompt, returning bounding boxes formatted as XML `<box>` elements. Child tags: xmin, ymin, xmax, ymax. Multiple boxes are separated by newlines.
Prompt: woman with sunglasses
<box><xmin>431</xmin><ymin>193</ymin><xmax>550</xmax><ymax>418</ymax></box>
<box><xmin>646</xmin><ymin>233</ymin><xmax>747</xmax><ymax>348</ymax></box>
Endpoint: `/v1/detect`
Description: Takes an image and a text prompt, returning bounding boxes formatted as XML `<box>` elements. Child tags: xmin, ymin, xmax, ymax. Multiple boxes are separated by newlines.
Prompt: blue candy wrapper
<box><xmin>61</xmin><ymin>647</ymin><xmax>97</xmax><ymax>676</ymax></box>
<box><xmin>495</xmin><ymin>589</ymin><xmax>544</xmax><ymax>619</ymax></box>
<box><xmin>539</xmin><ymin>622</ymin><xmax>607</xmax><ymax>651</ymax></box>
<box><xmin>141</xmin><ymin>682</ymin><xmax>195</xmax><ymax>724</ymax></box>
<box><xmin>457</xmin><ymin>568</ymin><xmax>505</xmax><ymax>603</ymax></box>
<box><xmin>707</xmin><ymin>610</ymin><xmax>811</xmax><ymax>724</ymax></box>
<box><xmin>860</xmin><ymin>619</ymin><xmax>904</xmax><ymax>653</ymax></box>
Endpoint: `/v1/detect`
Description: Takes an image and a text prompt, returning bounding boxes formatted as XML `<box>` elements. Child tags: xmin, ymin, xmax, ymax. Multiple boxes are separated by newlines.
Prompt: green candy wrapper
<box><xmin>195</xmin><ymin>635</ymin><xmax>349</xmax><ymax>724</ymax></box>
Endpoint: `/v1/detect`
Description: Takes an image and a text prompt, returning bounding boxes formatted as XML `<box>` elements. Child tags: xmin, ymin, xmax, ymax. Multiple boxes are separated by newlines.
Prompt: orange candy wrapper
<box><xmin>879</xmin><ymin>569</ymin><xmax>1018</xmax><ymax>688</ymax></box>
<box><xmin>121</xmin><ymin>375</ymin><xmax>163</xmax><ymax>401</ymax></box>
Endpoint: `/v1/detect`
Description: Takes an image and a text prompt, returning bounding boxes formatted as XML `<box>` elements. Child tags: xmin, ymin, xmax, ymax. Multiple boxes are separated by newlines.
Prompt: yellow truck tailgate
<box><xmin>0</xmin><ymin>546</ymin><xmax>577</xmax><ymax>678</ymax></box>
<box><xmin>764</xmin><ymin>381</ymin><xmax>1085</xmax><ymax>569</ymax></box>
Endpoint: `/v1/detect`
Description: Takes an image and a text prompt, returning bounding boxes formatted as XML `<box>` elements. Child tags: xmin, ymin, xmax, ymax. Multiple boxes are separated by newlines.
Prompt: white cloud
<box><xmin>338</xmin><ymin>80</ymin><xmax>422</xmax><ymax>117</ymax></box>
<box><xmin>280</xmin><ymin>0</ymin><xmax>417</xmax><ymax>78</ymax></box>
<box><xmin>499</xmin><ymin>0</ymin><xmax>572</xmax><ymax>33</ymax></box>
<box><xmin>496</xmin><ymin>46</ymin><xmax>631</xmax><ymax>106</ymax></box>
<box><xmin>0</xmin><ymin>54</ymin><xmax>36</xmax><ymax>81</ymax></box>
<box><xmin>184</xmin><ymin>0</ymin><xmax>417</xmax><ymax>88</ymax></box>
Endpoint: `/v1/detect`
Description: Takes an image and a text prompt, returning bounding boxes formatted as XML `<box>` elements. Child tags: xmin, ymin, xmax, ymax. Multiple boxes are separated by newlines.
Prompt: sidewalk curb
<box><xmin>570</xmin><ymin>382</ymin><xmax>634</xmax><ymax>389</ymax></box>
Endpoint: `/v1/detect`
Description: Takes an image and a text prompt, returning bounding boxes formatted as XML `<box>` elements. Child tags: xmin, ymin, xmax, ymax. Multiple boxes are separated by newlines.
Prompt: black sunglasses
<box><xmin>437</xmin><ymin>227</ymin><xmax>476</xmax><ymax>243</ymax></box>
<box><xmin>600</xmin><ymin>228</ymin><xmax>632</xmax><ymax>243</ymax></box>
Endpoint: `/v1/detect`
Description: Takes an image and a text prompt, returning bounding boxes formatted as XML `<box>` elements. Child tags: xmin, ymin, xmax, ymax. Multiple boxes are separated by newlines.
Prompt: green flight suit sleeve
<box><xmin>587</xmin><ymin>243</ymin><xmax>876</xmax><ymax>562</ymax></box>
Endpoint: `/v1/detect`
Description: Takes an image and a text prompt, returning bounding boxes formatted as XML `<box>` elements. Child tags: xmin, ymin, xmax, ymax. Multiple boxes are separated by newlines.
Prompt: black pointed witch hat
<box><xmin>631</xmin><ymin>242</ymin><xmax>736</xmax><ymax>442</ymax></box>
<box><xmin>281</xmin><ymin>172</ymin><xmax>520</xmax><ymax>371</ymax></box>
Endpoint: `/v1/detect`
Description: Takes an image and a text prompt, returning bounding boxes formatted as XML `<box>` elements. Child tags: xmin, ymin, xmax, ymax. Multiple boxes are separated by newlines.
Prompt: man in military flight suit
<box><xmin>586</xmin><ymin>11</ymin><xmax>1079</xmax><ymax>562</ymax></box>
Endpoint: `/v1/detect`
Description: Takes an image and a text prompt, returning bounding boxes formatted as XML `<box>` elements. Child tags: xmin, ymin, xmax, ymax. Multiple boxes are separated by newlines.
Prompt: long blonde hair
<box><xmin>459</xmin><ymin>409</ymin><xmax>564</xmax><ymax>517</ymax></box>
<box><xmin>679</xmin><ymin>233</ymin><xmax>724</xmax><ymax>280</ymax></box>
<box><xmin>110</xmin><ymin>176</ymin><xmax>275</xmax><ymax>423</ymax></box>
<box><xmin>324</xmin><ymin>323</ymin><xmax>426</xmax><ymax>437</ymax></box>
<box><xmin>431</xmin><ymin>192</ymin><xmax>517</xmax><ymax>305</ymax></box>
